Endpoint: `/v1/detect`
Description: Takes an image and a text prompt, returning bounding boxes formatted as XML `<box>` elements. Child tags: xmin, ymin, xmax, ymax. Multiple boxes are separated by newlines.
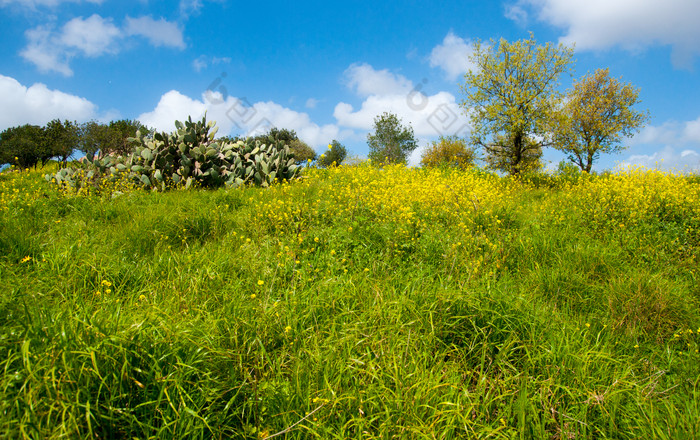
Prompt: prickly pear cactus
<box><xmin>46</xmin><ymin>115</ymin><xmax>301</xmax><ymax>192</ymax></box>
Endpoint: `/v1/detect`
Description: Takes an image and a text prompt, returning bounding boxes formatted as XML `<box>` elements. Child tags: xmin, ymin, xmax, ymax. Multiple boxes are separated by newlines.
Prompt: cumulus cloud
<box><xmin>619</xmin><ymin>114</ymin><xmax>700</xmax><ymax>171</ymax></box>
<box><xmin>336</xmin><ymin>63</ymin><xmax>470</xmax><ymax>139</ymax></box>
<box><xmin>124</xmin><ymin>16</ymin><xmax>185</xmax><ymax>48</ymax></box>
<box><xmin>20</xmin><ymin>14</ymin><xmax>185</xmax><ymax>75</ymax></box>
<box><xmin>630</xmin><ymin>116</ymin><xmax>700</xmax><ymax>147</ymax></box>
<box><xmin>61</xmin><ymin>14</ymin><xmax>121</xmax><ymax>56</ymax></box>
<box><xmin>343</xmin><ymin>63</ymin><xmax>413</xmax><ymax>97</ymax></box>
<box><xmin>0</xmin><ymin>74</ymin><xmax>98</xmax><ymax>130</ymax></box>
<box><xmin>428</xmin><ymin>32</ymin><xmax>477</xmax><ymax>81</ymax></box>
<box><xmin>21</xmin><ymin>15</ymin><xmax>123</xmax><ymax>76</ymax></box>
<box><xmin>512</xmin><ymin>0</ymin><xmax>700</xmax><ymax>68</ymax></box>
<box><xmin>138</xmin><ymin>90</ymin><xmax>340</xmax><ymax>149</ymax></box>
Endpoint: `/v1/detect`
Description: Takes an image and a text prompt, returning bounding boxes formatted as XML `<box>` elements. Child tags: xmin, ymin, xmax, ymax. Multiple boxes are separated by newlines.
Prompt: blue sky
<box><xmin>1</xmin><ymin>0</ymin><xmax>700</xmax><ymax>171</ymax></box>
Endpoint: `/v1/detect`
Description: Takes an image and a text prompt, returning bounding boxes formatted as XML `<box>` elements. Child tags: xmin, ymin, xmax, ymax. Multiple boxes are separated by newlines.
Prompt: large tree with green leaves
<box><xmin>367</xmin><ymin>112</ymin><xmax>417</xmax><ymax>165</ymax></box>
<box><xmin>108</xmin><ymin>119</ymin><xmax>150</xmax><ymax>156</ymax></box>
<box><xmin>0</xmin><ymin>124</ymin><xmax>46</xmax><ymax>169</ymax></box>
<box><xmin>552</xmin><ymin>68</ymin><xmax>649</xmax><ymax>172</ymax></box>
<box><xmin>44</xmin><ymin>119</ymin><xmax>79</xmax><ymax>166</ymax></box>
<box><xmin>460</xmin><ymin>34</ymin><xmax>574</xmax><ymax>175</ymax></box>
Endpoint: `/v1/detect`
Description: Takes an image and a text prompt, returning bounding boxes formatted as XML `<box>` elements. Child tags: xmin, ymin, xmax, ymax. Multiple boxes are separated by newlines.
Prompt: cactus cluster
<box><xmin>46</xmin><ymin>116</ymin><xmax>301</xmax><ymax>191</ymax></box>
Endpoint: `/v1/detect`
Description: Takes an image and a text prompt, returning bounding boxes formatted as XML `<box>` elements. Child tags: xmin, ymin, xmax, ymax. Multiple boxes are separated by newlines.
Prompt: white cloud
<box><xmin>343</xmin><ymin>63</ymin><xmax>413</xmax><ymax>97</ymax></box>
<box><xmin>20</xmin><ymin>25</ymin><xmax>73</xmax><ymax>75</ymax></box>
<box><xmin>428</xmin><ymin>32</ymin><xmax>477</xmax><ymax>81</ymax></box>
<box><xmin>138</xmin><ymin>90</ymin><xmax>340</xmax><ymax>149</ymax></box>
<box><xmin>137</xmin><ymin>90</ymin><xmax>208</xmax><ymax>133</ymax></box>
<box><xmin>61</xmin><ymin>14</ymin><xmax>121</xmax><ymax>56</ymax></box>
<box><xmin>0</xmin><ymin>74</ymin><xmax>98</xmax><ymax>130</ymax></box>
<box><xmin>20</xmin><ymin>14</ymin><xmax>185</xmax><ymax>76</ymax></box>
<box><xmin>124</xmin><ymin>16</ymin><xmax>185</xmax><ymax>49</ymax></box>
<box><xmin>334</xmin><ymin>92</ymin><xmax>469</xmax><ymax>139</ymax></box>
<box><xmin>337</xmin><ymin>63</ymin><xmax>470</xmax><ymax>139</ymax></box>
<box><xmin>514</xmin><ymin>0</ymin><xmax>700</xmax><ymax>68</ymax></box>
<box><xmin>683</xmin><ymin>115</ymin><xmax>700</xmax><ymax>143</ymax></box>
<box><xmin>620</xmin><ymin>146</ymin><xmax>700</xmax><ymax>172</ymax></box>
<box><xmin>630</xmin><ymin>116</ymin><xmax>700</xmax><ymax>147</ymax></box>
<box><xmin>620</xmin><ymin>115</ymin><xmax>700</xmax><ymax>171</ymax></box>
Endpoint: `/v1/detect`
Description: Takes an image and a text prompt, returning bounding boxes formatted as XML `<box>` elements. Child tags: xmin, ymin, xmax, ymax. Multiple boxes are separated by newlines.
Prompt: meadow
<box><xmin>1</xmin><ymin>163</ymin><xmax>699</xmax><ymax>439</ymax></box>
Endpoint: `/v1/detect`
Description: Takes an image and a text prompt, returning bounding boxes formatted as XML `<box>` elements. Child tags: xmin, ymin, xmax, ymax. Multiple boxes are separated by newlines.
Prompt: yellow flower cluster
<box><xmin>564</xmin><ymin>166</ymin><xmax>700</xmax><ymax>231</ymax></box>
<box><xmin>253</xmin><ymin>162</ymin><xmax>515</xmax><ymax>237</ymax></box>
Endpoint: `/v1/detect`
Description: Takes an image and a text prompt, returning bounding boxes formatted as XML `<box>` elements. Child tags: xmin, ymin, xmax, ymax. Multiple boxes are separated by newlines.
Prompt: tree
<box><xmin>420</xmin><ymin>135</ymin><xmax>476</xmax><ymax>169</ymax></box>
<box><xmin>44</xmin><ymin>119</ymin><xmax>79</xmax><ymax>166</ymax></box>
<box><xmin>0</xmin><ymin>124</ymin><xmax>45</xmax><ymax>169</ymax></box>
<box><xmin>483</xmin><ymin>133</ymin><xmax>543</xmax><ymax>174</ymax></box>
<box><xmin>318</xmin><ymin>140</ymin><xmax>347</xmax><ymax>167</ymax></box>
<box><xmin>367</xmin><ymin>112</ymin><xmax>417</xmax><ymax>165</ymax></box>
<box><xmin>78</xmin><ymin>121</ymin><xmax>117</xmax><ymax>159</ymax></box>
<box><xmin>108</xmin><ymin>119</ymin><xmax>150</xmax><ymax>156</ymax></box>
<box><xmin>288</xmin><ymin>139</ymin><xmax>317</xmax><ymax>164</ymax></box>
<box><xmin>460</xmin><ymin>34</ymin><xmax>574</xmax><ymax>175</ymax></box>
<box><xmin>251</xmin><ymin>127</ymin><xmax>317</xmax><ymax>164</ymax></box>
<box><xmin>552</xmin><ymin>68</ymin><xmax>649</xmax><ymax>172</ymax></box>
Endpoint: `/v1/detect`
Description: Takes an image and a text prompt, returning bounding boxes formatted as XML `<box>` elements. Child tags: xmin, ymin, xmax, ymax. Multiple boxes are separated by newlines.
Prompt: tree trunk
<box><xmin>513</xmin><ymin>132</ymin><xmax>523</xmax><ymax>175</ymax></box>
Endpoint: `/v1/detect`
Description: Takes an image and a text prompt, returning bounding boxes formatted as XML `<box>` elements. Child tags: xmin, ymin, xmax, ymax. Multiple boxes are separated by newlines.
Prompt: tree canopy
<box><xmin>367</xmin><ymin>112</ymin><xmax>417</xmax><ymax>165</ymax></box>
<box><xmin>552</xmin><ymin>68</ymin><xmax>649</xmax><ymax>172</ymax></box>
<box><xmin>420</xmin><ymin>136</ymin><xmax>476</xmax><ymax>170</ymax></box>
<box><xmin>461</xmin><ymin>34</ymin><xmax>574</xmax><ymax>175</ymax></box>
<box><xmin>318</xmin><ymin>140</ymin><xmax>347</xmax><ymax>167</ymax></box>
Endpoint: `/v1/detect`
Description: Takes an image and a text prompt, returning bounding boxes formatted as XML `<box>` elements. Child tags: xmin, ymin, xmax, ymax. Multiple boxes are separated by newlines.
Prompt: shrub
<box><xmin>420</xmin><ymin>136</ymin><xmax>476</xmax><ymax>169</ymax></box>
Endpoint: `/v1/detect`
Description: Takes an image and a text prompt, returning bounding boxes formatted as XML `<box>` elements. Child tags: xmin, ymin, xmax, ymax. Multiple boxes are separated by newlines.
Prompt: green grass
<box><xmin>1</xmin><ymin>165</ymin><xmax>699</xmax><ymax>439</ymax></box>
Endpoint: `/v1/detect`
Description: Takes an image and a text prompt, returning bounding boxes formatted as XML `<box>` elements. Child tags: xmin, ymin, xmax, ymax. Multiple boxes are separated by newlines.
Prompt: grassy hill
<box><xmin>1</xmin><ymin>163</ymin><xmax>699</xmax><ymax>439</ymax></box>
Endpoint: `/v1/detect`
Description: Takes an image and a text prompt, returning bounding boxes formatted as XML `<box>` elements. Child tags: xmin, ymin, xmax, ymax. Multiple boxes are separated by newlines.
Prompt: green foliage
<box><xmin>246</xmin><ymin>128</ymin><xmax>317</xmax><ymax>165</ymax></box>
<box><xmin>0</xmin><ymin>124</ymin><xmax>46</xmax><ymax>169</ymax></box>
<box><xmin>108</xmin><ymin>119</ymin><xmax>152</xmax><ymax>156</ymax></box>
<box><xmin>2</xmin><ymin>166</ymin><xmax>699</xmax><ymax>438</ymax></box>
<box><xmin>317</xmin><ymin>140</ymin><xmax>347</xmax><ymax>167</ymax></box>
<box><xmin>44</xmin><ymin>119</ymin><xmax>79</xmax><ymax>166</ymax></box>
<box><xmin>553</xmin><ymin>68</ymin><xmax>650</xmax><ymax>172</ymax></box>
<box><xmin>46</xmin><ymin>116</ymin><xmax>301</xmax><ymax>191</ymax></box>
<box><xmin>461</xmin><ymin>33</ymin><xmax>574</xmax><ymax>175</ymax></box>
<box><xmin>77</xmin><ymin>121</ymin><xmax>112</xmax><ymax>159</ymax></box>
<box><xmin>367</xmin><ymin>112</ymin><xmax>417</xmax><ymax>165</ymax></box>
<box><xmin>78</xmin><ymin>119</ymin><xmax>150</xmax><ymax>159</ymax></box>
<box><xmin>485</xmin><ymin>133</ymin><xmax>543</xmax><ymax>175</ymax></box>
<box><xmin>288</xmin><ymin>139</ymin><xmax>317</xmax><ymax>164</ymax></box>
<box><xmin>420</xmin><ymin>136</ymin><xmax>475</xmax><ymax>169</ymax></box>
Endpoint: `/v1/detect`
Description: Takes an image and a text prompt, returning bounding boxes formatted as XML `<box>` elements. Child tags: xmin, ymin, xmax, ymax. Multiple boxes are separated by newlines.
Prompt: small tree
<box><xmin>318</xmin><ymin>140</ymin><xmax>347</xmax><ymax>167</ymax></box>
<box><xmin>420</xmin><ymin>136</ymin><xmax>476</xmax><ymax>169</ymax></box>
<box><xmin>460</xmin><ymin>33</ymin><xmax>574</xmax><ymax>175</ymax></box>
<box><xmin>367</xmin><ymin>112</ymin><xmax>417</xmax><ymax>165</ymax></box>
<box><xmin>552</xmin><ymin>68</ymin><xmax>649</xmax><ymax>172</ymax></box>
<box><xmin>288</xmin><ymin>139</ymin><xmax>317</xmax><ymax>164</ymax></box>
